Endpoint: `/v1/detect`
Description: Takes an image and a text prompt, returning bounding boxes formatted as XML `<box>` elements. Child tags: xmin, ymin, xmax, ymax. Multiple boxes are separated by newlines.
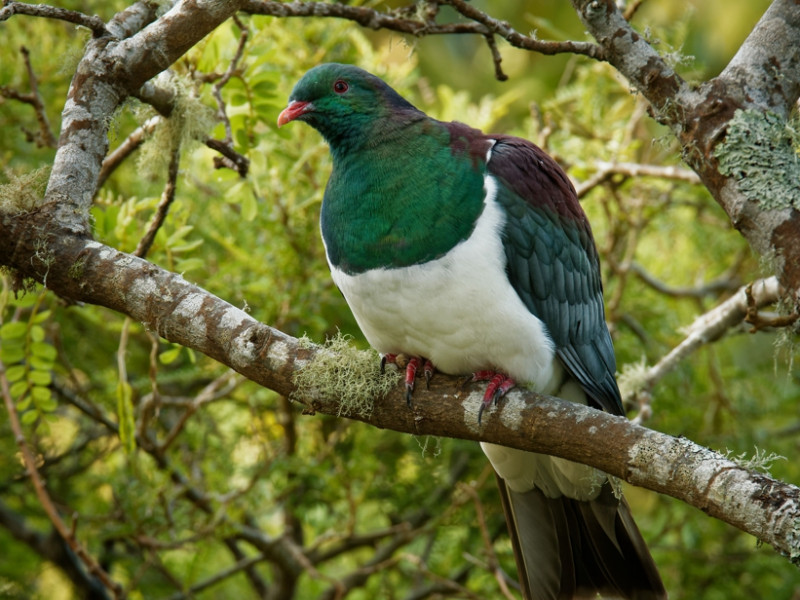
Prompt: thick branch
<box><xmin>44</xmin><ymin>0</ymin><xmax>246</xmax><ymax>234</ymax></box>
<box><xmin>0</xmin><ymin>216</ymin><xmax>797</xmax><ymax>563</ymax></box>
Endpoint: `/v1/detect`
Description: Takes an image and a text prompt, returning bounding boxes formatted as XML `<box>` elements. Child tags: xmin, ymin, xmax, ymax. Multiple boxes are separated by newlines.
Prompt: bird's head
<box><xmin>278</xmin><ymin>63</ymin><xmax>419</xmax><ymax>147</ymax></box>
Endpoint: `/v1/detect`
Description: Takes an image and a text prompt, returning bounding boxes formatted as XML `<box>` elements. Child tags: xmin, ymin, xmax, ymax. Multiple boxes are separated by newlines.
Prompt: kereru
<box><xmin>278</xmin><ymin>63</ymin><xmax>666</xmax><ymax>600</ymax></box>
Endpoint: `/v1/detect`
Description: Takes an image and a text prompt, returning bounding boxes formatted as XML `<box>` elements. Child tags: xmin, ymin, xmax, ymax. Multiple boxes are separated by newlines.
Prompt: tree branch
<box><xmin>0</xmin><ymin>216</ymin><xmax>797</xmax><ymax>563</ymax></box>
<box><xmin>622</xmin><ymin>277</ymin><xmax>782</xmax><ymax>404</ymax></box>
<box><xmin>0</xmin><ymin>0</ymin><xmax>109</xmax><ymax>37</ymax></box>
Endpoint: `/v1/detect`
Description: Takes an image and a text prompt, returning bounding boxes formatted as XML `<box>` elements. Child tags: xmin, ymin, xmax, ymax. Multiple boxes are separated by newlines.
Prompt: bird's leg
<box><xmin>471</xmin><ymin>370</ymin><xmax>517</xmax><ymax>424</ymax></box>
<box><xmin>381</xmin><ymin>354</ymin><xmax>436</xmax><ymax>406</ymax></box>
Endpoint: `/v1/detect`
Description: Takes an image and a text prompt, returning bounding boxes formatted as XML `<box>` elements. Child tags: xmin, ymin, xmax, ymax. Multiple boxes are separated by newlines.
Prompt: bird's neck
<box><xmin>321</xmin><ymin>119</ymin><xmax>488</xmax><ymax>275</ymax></box>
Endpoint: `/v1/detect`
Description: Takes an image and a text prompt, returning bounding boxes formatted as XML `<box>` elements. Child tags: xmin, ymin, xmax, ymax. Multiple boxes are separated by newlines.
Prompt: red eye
<box><xmin>333</xmin><ymin>79</ymin><xmax>349</xmax><ymax>94</ymax></box>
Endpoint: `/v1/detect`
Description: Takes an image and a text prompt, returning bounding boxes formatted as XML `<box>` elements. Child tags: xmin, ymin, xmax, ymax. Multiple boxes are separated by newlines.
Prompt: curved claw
<box><xmin>423</xmin><ymin>359</ymin><xmax>435</xmax><ymax>389</ymax></box>
<box><xmin>471</xmin><ymin>371</ymin><xmax>516</xmax><ymax>425</ymax></box>
<box><xmin>381</xmin><ymin>354</ymin><xmax>437</xmax><ymax>406</ymax></box>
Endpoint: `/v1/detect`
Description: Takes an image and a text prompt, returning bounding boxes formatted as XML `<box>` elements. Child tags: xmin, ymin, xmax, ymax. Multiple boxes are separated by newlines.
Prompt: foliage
<box><xmin>0</xmin><ymin>1</ymin><xmax>798</xmax><ymax>599</ymax></box>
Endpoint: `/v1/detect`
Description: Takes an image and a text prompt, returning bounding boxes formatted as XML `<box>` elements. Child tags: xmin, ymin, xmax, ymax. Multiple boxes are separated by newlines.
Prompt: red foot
<box><xmin>381</xmin><ymin>354</ymin><xmax>436</xmax><ymax>406</ymax></box>
<box><xmin>471</xmin><ymin>370</ymin><xmax>516</xmax><ymax>424</ymax></box>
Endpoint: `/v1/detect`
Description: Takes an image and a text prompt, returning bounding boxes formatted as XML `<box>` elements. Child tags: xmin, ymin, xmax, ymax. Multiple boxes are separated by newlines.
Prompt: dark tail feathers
<box><xmin>497</xmin><ymin>474</ymin><xmax>666</xmax><ymax>600</ymax></box>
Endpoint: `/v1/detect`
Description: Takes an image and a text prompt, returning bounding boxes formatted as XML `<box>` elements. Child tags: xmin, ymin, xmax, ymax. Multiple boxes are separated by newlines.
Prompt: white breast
<box><xmin>329</xmin><ymin>175</ymin><xmax>562</xmax><ymax>395</ymax></box>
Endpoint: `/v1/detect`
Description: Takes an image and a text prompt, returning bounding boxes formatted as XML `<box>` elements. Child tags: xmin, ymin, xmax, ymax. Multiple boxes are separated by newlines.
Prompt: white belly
<box><xmin>330</xmin><ymin>177</ymin><xmax>562</xmax><ymax>395</ymax></box>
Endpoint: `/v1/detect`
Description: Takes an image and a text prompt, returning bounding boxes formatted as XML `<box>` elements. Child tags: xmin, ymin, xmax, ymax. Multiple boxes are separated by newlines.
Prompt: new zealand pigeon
<box><xmin>278</xmin><ymin>63</ymin><xmax>666</xmax><ymax>600</ymax></box>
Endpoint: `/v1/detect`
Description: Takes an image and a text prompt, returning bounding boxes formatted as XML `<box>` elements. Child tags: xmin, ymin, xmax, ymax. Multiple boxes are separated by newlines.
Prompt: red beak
<box><xmin>277</xmin><ymin>100</ymin><xmax>312</xmax><ymax>127</ymax></box>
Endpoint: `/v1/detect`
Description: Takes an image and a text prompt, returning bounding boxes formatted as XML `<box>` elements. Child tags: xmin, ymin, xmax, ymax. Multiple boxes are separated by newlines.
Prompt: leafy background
<box><xmin>1</xmin><ymin>1</ymin><xmax>798</xmax><ymax>598</ymax></box>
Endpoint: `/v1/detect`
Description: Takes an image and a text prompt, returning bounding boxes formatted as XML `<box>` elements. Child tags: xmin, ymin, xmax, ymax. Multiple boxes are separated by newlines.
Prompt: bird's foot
<box><xmin>381</xmin><ymin>354</ymin><xmax>435</xmax><ymax>406</ymax></box>
<box><xmin>470</xmin><ymin>370</ymin><xmax>516</xmax><ymax>425</ymax></box>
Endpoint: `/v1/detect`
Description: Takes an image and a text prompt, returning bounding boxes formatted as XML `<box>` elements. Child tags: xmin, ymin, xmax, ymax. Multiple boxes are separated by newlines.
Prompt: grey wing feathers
<box><xmin>487</xmin><ymin>137</ymin><xmax>623</xmax><ymax>416</ymax></box>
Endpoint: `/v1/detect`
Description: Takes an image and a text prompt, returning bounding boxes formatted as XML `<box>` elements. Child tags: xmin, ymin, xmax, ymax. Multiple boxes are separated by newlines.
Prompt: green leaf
<box><xmin>29</xmin><ymin>325</ymin><xmax>45</xmax><ymax>343</ymax></box>
<box><xmin>242</xmin><ymin>190</ymin><xmax>257</xmax><ymax>222</ymax></box>
<box><xmin>32</xmin><ymin>310</ymin><xmax>51</xmax><ymax>324</ymax></box>
<box><xmin>166</xmin><ymin>225</ymin><xmax>194</xmax><ymax>247</ymax></box>
<box><xmin>0</xmin><ymin>345</ymin><xmax>26</xmax><ymax>364</ymax></box>
<box><xmin>30</xmin><ymin>341</ymin><xmax>57</xmax><ymax>361</ymax></box>
<box><xmin>28</xmin><ymin>370</ymin><xmax>51</xmax><ymax>387</ymax></box>
<box><xmin>33</xmin><ymin>388</ymin><xmax>56</xmax><ymax>412</ymax></box>
<box><xmin>16</xmin><ymin>394</ymin><xmax>32</xmax><ymax>412</ymax></box>
<box><xmin>28</xmin><ymin>355</ymin><xmax>53</xmax><ymax>371</ymax></box>
<box><xmin>0</xmin><ymin>321</ymin><xmax>27</xmax><ymax>339</ymax></box>
<box><xmin>116</xmin><ymin>381</ymin><xmax>136</xmax><ymax>455</ymax></box>
<box><xmin>30</xmin><ymin>385</ymin><xmax>52</xmax><ymax>403</ymax></box>
<box><xmin>159</xmin><ymin>346</ymin><xmax>182</xmax><ymax>365</ymax></box>
<box><xmin>20</xmin><ymin>410</ymin><xmax>39</xmax><ymax>425</ymax></box>
<box><xmin>5</xmin><ymin>364</ymin><xmax>26</xmax><ymax>383</ymax></box>
<box><xmin>9</xmin><ymin>380</ymin><xmax>28</xmax><ymax>398</ymax></box>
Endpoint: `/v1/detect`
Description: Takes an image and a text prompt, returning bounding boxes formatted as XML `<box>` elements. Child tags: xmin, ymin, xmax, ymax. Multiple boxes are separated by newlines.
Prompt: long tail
<box><xmin>497</xmin><ymin>474</ymin><xmax>666</xmax><ymax>600</ymax></box>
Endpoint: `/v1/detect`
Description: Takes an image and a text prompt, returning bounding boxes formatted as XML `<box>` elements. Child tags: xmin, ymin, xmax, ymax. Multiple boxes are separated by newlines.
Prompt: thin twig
<box><xmin>483</xmin><ymin>34</ymin><xmax>508</xmax><ymax>81</ymax></box>
<box><xmin>0</xmin><ymin>46</ymin><xmax>58</xmax><ymax>147</ymax></box>
<box><xmin>624</xmin><ymin>277</ymin><xmax>782</xmax><ymax>408</ymax></box>
<box><xmin>158</xmin><ymin>371</ymin><xmax>241</xmax><ymax>453</ymax></box>
<box><xmin>459</xmin><ymin>482</ymin><xmax>517</xmax><ymax>600</ymax></box>
<box><xmin>0</xmin><ymin>0</ymin><xmax>108</xmax><ymax>36</ymax></box>
<box><xmin>241</xmin><ymin>0</ymin><xmax>602</xmax><ymax>82</ymax></box>
<box><xmin>206</xmin><ymin>138</ymin><xmax>249</xmax><ymax>176</ymax></box>
<box><xmin>629</xmin><ymin>261</ymin><xmax>741</xmax><ymax>299</ymax></box>
<box><xmin>20</xmin><ymin>45</ymin><xmax>57</xmax><ymax>147</ymax></box>
<box><xmin>575</xmin><ymin>161</ymin><xmax>701</xmax><ymax>198</ymax></box>
<box><xmin>164</xmin><ymin>553</ymin><xmax>269</xmax><ymax>600</ymax></box>
<box><xmin>443</xmin><ymin>0</ymin><xmax>603</xmax><ymax>61</ymax></box>
<box><xmin>623</xmin><ymin>0</ymin><xmax>647</xmax><ymax>21</ymax></box>
<box><xmin>0</xmin><ymin>359</ymin><xmax>124</xmax><ymax>598</ymax></box>
<box><xmin>134</xmin><ymin>144</ymin><xmax>181</xmax><ymax>258</ymax></box>
<box><xmin>212</xmin><ymin>14</ymin><xmax>249</xmax><ymax>145</ymax></box>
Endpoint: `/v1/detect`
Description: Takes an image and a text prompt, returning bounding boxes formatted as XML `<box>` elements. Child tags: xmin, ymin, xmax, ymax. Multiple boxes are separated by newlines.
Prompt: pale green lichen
<box><xmin>292</xmin><ymin>332</ymin><xmax>401</xmax><ymax>418</ymax></box>
<box><xmin>715</xmin><ymin>109</ymin><xmax>800</xmax><ymax>211</ymax></box>
<box><xmin>617</xmin><ymin>357</ymin><xmax>650</xmax><ymax>401</ymax></box>
<box><xmin>723</xmin><ymin>446</ymin><xmax>786</xmax><ymax>477</ymax></box>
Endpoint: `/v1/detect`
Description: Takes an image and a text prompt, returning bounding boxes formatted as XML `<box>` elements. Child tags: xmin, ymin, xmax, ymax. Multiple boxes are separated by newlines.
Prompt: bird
<box><xmin>278</xmin><ymin>63</ymin><xmax>666</xmax><ymax>600</ymax></box>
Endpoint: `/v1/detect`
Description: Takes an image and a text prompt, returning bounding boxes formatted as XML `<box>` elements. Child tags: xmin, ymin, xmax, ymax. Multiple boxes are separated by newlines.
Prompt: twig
<box><xmin>483</xmin><ymin>34</ymin><xmax>508</xmax><ymax>81</ymax></box>
<box><xmin>206</xmin><ymin>138</ymin><xmax>250</xmax><ymax>176</ymax></box>
<box><xmin>623</xmin><ymin>0</ymin><xmax>646</xmax><ymax>21</ymax></box>
<box><xmin>0</xmin><ymin>0</ymin><xmax>108</xmax><ymax>36</ymax></box>
<box><xmin>629</xmin><ymin>261</ymin><xmax>741</xmax><ymax>299</ymax></box>
<box><xmin>134</xmin><ymin>143</ymin><xmax>181</xmax><ymax>258</ymax></box>
<box><xmin>212</xmin><ymin>14</ymin><xmax>249</xmax><ymax>145</ymax></box>
<box><xmin>0</xmin><ymin>46</ymin><xmax>58</xmax><ymax>147</ymax></box>
<box><xmin>158</xmin><ymin>371</ymin><xmax>241</xmax><ymax>453</ymax></box>
<box><xmin>163</xmin><ymin>552</ymin><xmax>269</xmax><ymax>600</ymax></box>
<box><xmin>625</xmin><ymin>277</ymin><xmax>781</xmax><ymax>404</ymax></box>
<box><xmin>0</xmin><ymin>359</ymin><xmax>124</xmax><ymax>598</ymax></box>
<box><xmin>242</xmin><ymin>0</ymin><xmax>602</xmax><ymax>81</ymax></box>
<box><xmin>575</xmin><ymin>161</ymin><xmax>701</xmax><ymax>198</ymax></box>
<box><xmin>459</xmin><ymin>482</ymin><xmax>517</xmax><ymax>600</ymax></box>
<box><xmin>443</xmin><ymin>0</ymin><xmax>603</xmax><ymax>63</ymax></box>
